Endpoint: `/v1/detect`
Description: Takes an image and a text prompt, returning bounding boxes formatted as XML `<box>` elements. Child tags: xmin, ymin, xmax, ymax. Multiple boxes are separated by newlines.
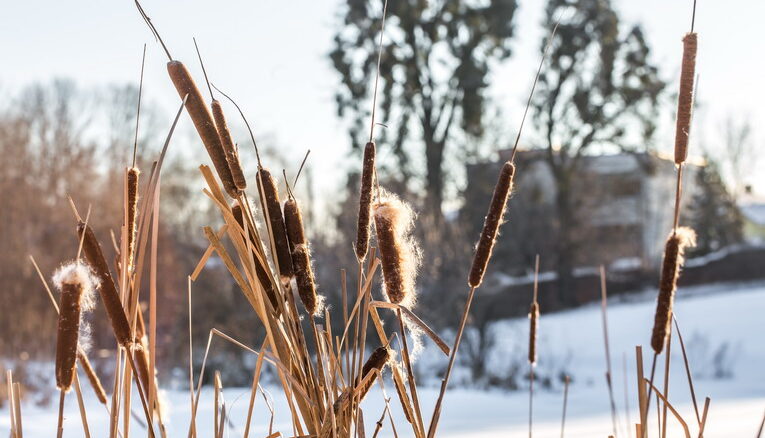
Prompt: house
<box><xmin>461</xmin><ymin>149</ymin><xmax>703</xmax><ymax>273</ymax></box>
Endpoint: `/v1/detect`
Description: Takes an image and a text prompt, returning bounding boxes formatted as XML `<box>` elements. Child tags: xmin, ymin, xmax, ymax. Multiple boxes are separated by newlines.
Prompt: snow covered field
<box><xmin>3</xmin><ymin>282</ymin><xmax>764</xmax><ymax>437</ymax></box>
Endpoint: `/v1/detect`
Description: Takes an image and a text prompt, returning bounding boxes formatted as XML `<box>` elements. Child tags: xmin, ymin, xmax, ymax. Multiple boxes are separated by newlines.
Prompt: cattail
<box><xmin>284</xmin><ymin>198</ymin><xmax>322</xmax><ymax>315</ymax></box>
<box><xmin>528</xmin><ymin>302</ymin><xmax>539</xmax><ymax>365</ymax></box>
<box><xmin>126</xmin><ymin>166</ymin><xmax>140</xmax><ymax>271</ymax></box>
<box><xmin>231</xmin><ymin>202</ymin><xmax>282</xmax><ymax>311</ymax></box>
<box><xmin>53</xmin><ymin>263</ymin><xmax>97</xmax><ymax>391</ymax></box>
<box><xmin>674</xmin><ymin>33</ymin><xmax>698</xmax><ymax>165</ymax></box>
<box><xmin>211</xmin><ymin>99</ymin><xmax>247</xmax><ymax>190</ymax></box>
<box><xmin>256</xmin><ymin>168</ymin><xmax>294</xmax><ymax>281</ymax></box>
<box><xmin>78</xmin><ymin>222</ymin><xmax>133</xmax><ymax>348</ymax></box>
<box><xmin>166</xmin><ymin>61</ymin><xmax>239</xmax><ymax>198</ymax></box>
<box><xmin>468</xmin><ymin>162</ymin><xmax>515</xmax><ymax>288</ymax></box>
<box><xmin>76</xmin><ymin>351</ymin><xmax>107</xmax><ymax>404</ymax></box>
<box><xmin>356</xmin><ymin>346</ymin><xmax>391</xmax><ymax>400</ymax></box>
<box><xmin>355</xmin><ymin>141</ymin><xmax>376</xmax><ymax>260</ymax></box>
<box><xmin>651</xmin><ymin>227</ymin><xmax>696</xmax><ymax>354</ymax></box>
<box><xmin>373</xmin><ymin>193</ymin><xmax>420</xmax><ymax>307</ymax></box>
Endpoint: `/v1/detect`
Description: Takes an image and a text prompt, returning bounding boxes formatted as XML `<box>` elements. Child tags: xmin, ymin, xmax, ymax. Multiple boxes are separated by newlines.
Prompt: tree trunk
<box><xmin>425</xmin><ymin>139</ymin><xmax>445</xmax><ymax>220</ymax></box>
<box><xmin>554</xmin><ymin>173</ymin><xmax>576</xmax><ymax>307</ymax></box>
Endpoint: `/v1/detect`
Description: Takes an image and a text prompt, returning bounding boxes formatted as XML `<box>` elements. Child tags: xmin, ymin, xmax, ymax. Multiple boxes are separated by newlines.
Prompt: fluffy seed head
<box><xmin>78</xmin><ymin>221</ymin><xmax>133</xmax><ymax>348</ymax></box>
<box><xmin>166</xmin><ymin>60</ymin><xmax>239</xmax><ymax>198</ymax></box>
<box><xmin>373</xmin><ymin>192</ymin><xmax>420</xmax><ymax>307</ymax></box>
<box><xmin>651</xmin><ymin>227</ymin><xmax>696</xmax><ymax>354</ymax></box>
<box><xmin>54</xmin><ymin>262</ymin><xmax>98</xmax><ymax>391</ymax></box>
<box><xmin>674</xmin><ymin>33</ymin><xmax>698</xmax><ymax>165</ymax></box>
<box><xmin>469</xmin><ymin>162</ymin><xmax>515</xmax><ymax>287</ymax></box>
<box><xmin>212</xmin><ymin>99</ymin><xmax>247</xmax><ymax>190</ymax></box>
<box><xmin>355</xmin><ymin>141</ymin><xmax>376</xmax><ymax>260</ymax></box>
<box><xmin>257</xmin><ymin>168</ymin><xmax>294</xmax><ymax>281</ymax></box>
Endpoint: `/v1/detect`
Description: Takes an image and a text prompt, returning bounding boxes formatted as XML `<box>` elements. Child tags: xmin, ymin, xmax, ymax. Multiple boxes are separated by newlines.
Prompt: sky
<box><xmin>1</xmin><ymin>0</ymin><xmax>763</xmax><ymax>205</ymax></box>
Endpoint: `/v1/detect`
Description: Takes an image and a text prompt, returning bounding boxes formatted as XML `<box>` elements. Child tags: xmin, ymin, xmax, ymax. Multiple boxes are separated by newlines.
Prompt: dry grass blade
<box><xmin>370</xmin><ymin>301</ymin><xmax>449</xmax><ymax>355</ymax></box>
<box><xmin>644</xmin><ymin>379</ymin><xmax>691</xmax><ymax>438</ymax></box>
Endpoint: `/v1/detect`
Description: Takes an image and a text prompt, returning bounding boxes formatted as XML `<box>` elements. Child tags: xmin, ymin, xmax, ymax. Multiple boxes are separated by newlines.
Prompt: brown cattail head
<box><xmin>126</xmin><ymin>166</ymin><xmax>140</xmax><ymax>271</ymax></box>
<box><xmin>78</xmin><ymin>221</ymin><xmax>133</xmax><ymax>348</ymax></box>
<box><xmin>231</xmin><ymin>202</ymin><xmax>282</xmax><ymax>311</ymax></box>
<box><xmin>284</xmin><ymin>198</ymin><xmax>323</xmax><ymax>315</ymax></box>
<box><xmin>528</xmin><ymin>301</ymin><xmax>539</xmax><ymax>365</ymax></box>
<box><xmin>469</xmin><ymin>162</ymin><xmax>515</xmax><ymax>288</ymax></box>
<box><xmin>53</xmin><ymin>263</ymin><xmax>97</xmax><ymax>391</ymax></box>
<box><xmin>76</xmin><ymin>351</ymin><xmax>106</xmax><ymax>404</ymax></box>
<box><xmin>211</xmin><ymin>99</ymin><xmax>247</xmax><ymax>191</ymax></box>
<box><xmin>355</xmin><ymin>141</ymin><xmax>376</xmax><ymax>260</ymax></box>
<box><xmin>356</xmin><ymin>346</ymin><xmax>392</xmax><ymax>400</ymax></box>
<box><xmin>674</xmin><ymin>32</ymin><xmax>698</xmax><ymax>165</ymax></box>
<box><xmin>373</xmin><ymin>192</ymin><xmax>420</xmax><ymax>307</ymax></box>
<box><xmin>166</xmin><ymin>61</ymin><xmax>239</xmax><ymax>198</ymax></box>
<box><xmin>256</xmin><ymin>168</ymin><xmax>294</xmax><ymax>282</ymax></box>
<box><xmin>651</xmin><ymin>227</ymin><xmax>696</xmax><ymax>354</ymax></box>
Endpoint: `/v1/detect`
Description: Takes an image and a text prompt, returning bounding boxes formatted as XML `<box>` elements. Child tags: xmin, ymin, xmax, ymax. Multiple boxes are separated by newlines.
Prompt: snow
<box><xmin>2</xmin><ymin>282</ymin><xmax>764</xmax><ymax>437</ymax></box>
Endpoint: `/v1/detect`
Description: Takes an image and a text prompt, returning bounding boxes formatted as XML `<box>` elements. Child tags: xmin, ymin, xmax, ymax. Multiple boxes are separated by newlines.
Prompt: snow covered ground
<box><xmin>2</xmin><ymin>282</ymin><xmax>764</xmax><ymax>437</ymax></box>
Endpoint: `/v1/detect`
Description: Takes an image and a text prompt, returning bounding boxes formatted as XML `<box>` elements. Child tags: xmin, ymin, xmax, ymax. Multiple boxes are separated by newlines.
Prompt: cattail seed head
<box><xmin>212</xmin><ymin>99</ymin><xmax>247</xmax><ymax>190</ymax></box>
<box><xmin>528</xmin><ymin>302</ymin><xmax>539</xmax><ymax>365</ymax></box>
<box><xmin>355</xmin><ymin>141</ymin><xmax>376</xmax><ymax>260</ymax></box>
<box><xmin>674</xmin><ymin>33</ymin><xmax>698</xmax><ymax>165</ymax></box>
<box><xmin>166</xmin><ymin>60</ymin><xmax>239</xmax><ymax>198</ymax></box>
<box><xmin>231</xmin><ymin>202</ymin><xmax>282</xmax><ymax>311</ymax></box>
<box><xmin>256</xmin><ymin>168</ymin><xmax>294</xmax><ymax>282</ymax></box>
<box><xmin>356</xmin><ymin>346</ymin><xmax>391</xmax><ymax>400</ymax></box>
<box><xmin>126</xmin><ymin>167</ymin><xmax>140</xmax><ymax>271</ymax></box>
<box><xmin>77</xmin><ymin>351</ymin><xmax>107</xmax><ymax>404</ymax></box>
<box><xmin>284</xmin><ymin>198</ymin><xmax>323</xmax><ymax>315</ymax></box>
<box><xmin>651</xmin><ymin>227</ymin><xmax>696</xmax><ymax>354</ymax></box>
<box><xmin>373</xmin><ymin>192</ymin><xmax>420</xmax><ymax>307</ymax></box>
<box><xmin>469</xmin><ymin>162</ymin><xmax>515</xmax><ymax>288</ymax></box>
<box><xmin>78</xmin><ymin>222</ymin><xmax>133</xmax><ymax>348</ymax></box>
<box><xmin>54</xmin><ymin>263</ymin><xmax>97</xmax><ymax>391</ymax></box>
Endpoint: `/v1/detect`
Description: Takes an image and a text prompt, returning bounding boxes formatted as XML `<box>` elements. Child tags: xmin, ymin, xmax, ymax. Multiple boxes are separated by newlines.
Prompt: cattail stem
<box><xmin>56</xmin><ymin>389</ymin><xmax>66</xmax><ymax>438</ymax></box>
<box><xmin>560</xmin><ymin>375</ymin><xmax>569</xmax><ymax>438</ymax></box>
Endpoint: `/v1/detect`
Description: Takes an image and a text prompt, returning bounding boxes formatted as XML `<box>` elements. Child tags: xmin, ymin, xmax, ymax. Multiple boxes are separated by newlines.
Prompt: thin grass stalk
<box><xmin>560</xmin><ymin>375</ymin><xmax>569</xmax><ymax>438</ymax></box>
<box><xmin>661</xmin><ymin>324</ymin><xmax>673</xmax><ymax>438</ymax></box>
<box><xmin>673</xmin><ymin>315</ymin><xmax>701</xmax><ymax>425</ymax></box>
<box><xmin>599</xmin><ymin>266</ymin><xmax>619</xmax><ymax>437</ymax></box>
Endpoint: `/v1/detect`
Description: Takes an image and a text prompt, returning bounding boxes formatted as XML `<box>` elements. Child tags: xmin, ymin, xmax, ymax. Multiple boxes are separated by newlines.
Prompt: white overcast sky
<box><xmin>2</xmin><ymin>0</ymin><xmax>763</xmax><ymax>202</ymax></box>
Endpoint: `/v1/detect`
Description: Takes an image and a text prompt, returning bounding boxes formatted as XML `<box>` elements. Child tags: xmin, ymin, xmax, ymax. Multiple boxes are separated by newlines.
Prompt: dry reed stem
<box><xmin>673</xmin><ymin>315</ymin><xmax>701</xmax><ymax>425</ymax></box>
<box><xmin>651</xmin><ymin>227</ymin><xmax>696</xmax><ymax>354</ymax></box>
<box><xmin>284</xmin><ymin>198</ymin><xmax>321</xmax><ymax>315</ymax></box>
<box><xmin>77</xmin><ymin>351</ymin><xmax>107</xmax><ymax>404</ymax></box>
<box><xmin>211</xmin><ymin>99</ymin><xmax>247</xmax><ymax>190</ymax></box>
<box><xmin>698</xmin><ymin>397</ymin><xmax>710</xmax><ymax>438</ymax></box>
<box><xmin>599</xmin><ymin>266</ymin><xmax>619</xmax><ymax>438</ymax></box>
<box><xmin>468</xmin><ymin>162</ymin><xmax>515</xmax><ymax>287</ymax></box>
<box><xmin>166</xmin><ymin>61</ymin><xmax>239</xmax><ymax>198</ymax></box>
<box><xmin>126</xmin><ymin>167</ymin><xmax>140</xmax><ymax>271</ymax></box>
<box><xmin>77</xmin><ymin>222</ymin><xmax>133</xmax><ymax>348</ymax></box>
<box><xmin>644</xmin><ymin>378</ymin><xmax>691</xmax><ymax>438</ymax></box>
<box><xmin>257</xmin><ymin>168</ymin><xmax>294</xmax><ymax>281</ymax></box>
<box><xmin>560</xmin><ymin>375</ymin><xmax>569</xmax><ymax>438</ymax></box>
<box><xmin>356</xmin><ymin>142</ymin><xmax>376</xmax><ymax>260</ymax></box>
<box><xmin>674</xmin><ymin>33</ymin><xmax>698</xmax><ymax>165</ymax></box>
<box><xmin>231</xmin><ymin>202</ymin><xmax>281</xmax><ymax>310</ymax></box>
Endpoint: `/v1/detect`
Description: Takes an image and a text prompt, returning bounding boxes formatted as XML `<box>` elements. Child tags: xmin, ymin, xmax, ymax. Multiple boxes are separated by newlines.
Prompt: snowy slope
<box><xmin>2</xmin><ymin>282</ymin><xmax>764</xmax><ymax>437</ymax></box>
